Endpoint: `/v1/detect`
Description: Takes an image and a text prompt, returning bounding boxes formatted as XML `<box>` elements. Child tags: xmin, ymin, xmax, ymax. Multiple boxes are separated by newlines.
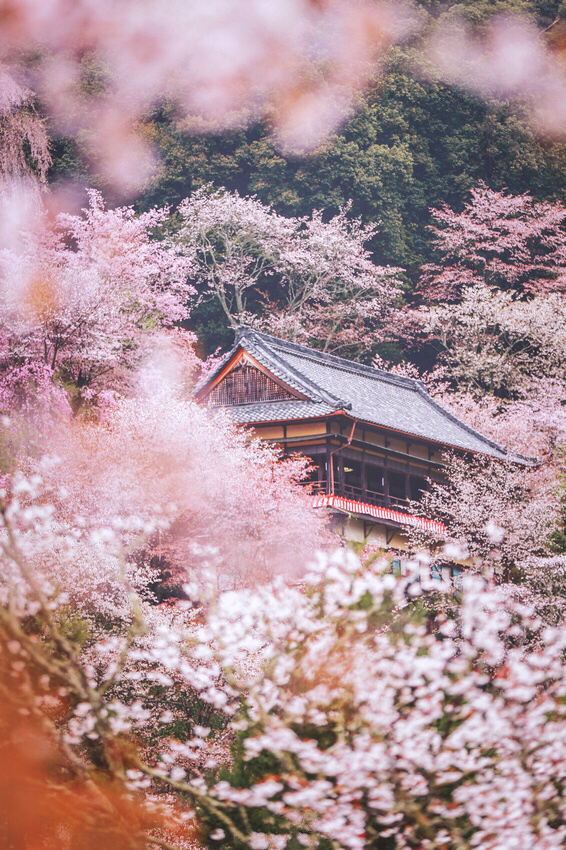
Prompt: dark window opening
<box><xmin>343</xmin><ymin>460</ymin><xmax>362</xmax><ymax>492</ymax></box>
<box><xmin>366</xmin><ymin>465</ymin><xmax>385</xmax><ymax>494</ymax></box>
<box><xmin>410</xmin><ymin>476</ymin><xmax>429</xmax><ymax>502</ymax></box>
<box><xmin>389</xmin><ymin>472</ymin><xmax>407</xmax><ymax>501</ymax></box>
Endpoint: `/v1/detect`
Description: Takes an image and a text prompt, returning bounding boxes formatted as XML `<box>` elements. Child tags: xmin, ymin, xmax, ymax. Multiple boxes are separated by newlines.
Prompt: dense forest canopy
<box><xmin>44</xmin><ymin>0</ymin><xmax>566</xmax><ymax>352</ymax></box>
<box><xmin>49</xmin><ymin>0</ymin><xmax>566</xmax><ymax>268</ymax></box>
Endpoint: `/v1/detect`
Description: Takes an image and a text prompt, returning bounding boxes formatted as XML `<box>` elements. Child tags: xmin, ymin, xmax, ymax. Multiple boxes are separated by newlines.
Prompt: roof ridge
<box><xmin>239</xmin><ymin>327</ymin><xmax>424</xmax><ymax>393</ymax></box>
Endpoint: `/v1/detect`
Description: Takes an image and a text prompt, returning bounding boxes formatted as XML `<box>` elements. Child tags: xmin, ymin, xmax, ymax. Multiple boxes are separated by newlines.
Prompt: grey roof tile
<box><xmin>227</xmin><ymin>400</ymin><xmax>336</xmax><ymax>424</ymax></box>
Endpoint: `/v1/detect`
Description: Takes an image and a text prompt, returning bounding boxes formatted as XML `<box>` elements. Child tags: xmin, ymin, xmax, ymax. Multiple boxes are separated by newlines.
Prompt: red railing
<box><xmin>311</xmin><ymin>492</ymin><xmax>446</xmax><ymax>535</ymax></box>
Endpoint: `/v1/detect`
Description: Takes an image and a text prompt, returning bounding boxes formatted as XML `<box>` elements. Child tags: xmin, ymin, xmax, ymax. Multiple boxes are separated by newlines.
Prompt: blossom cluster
<box><xmin>184</xmin><ymin>550</ymin><xmax>566</xmax><ymax>849</ymax></box>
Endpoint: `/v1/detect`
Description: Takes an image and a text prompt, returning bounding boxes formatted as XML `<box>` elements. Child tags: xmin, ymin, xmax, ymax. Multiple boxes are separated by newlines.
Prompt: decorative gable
<box><xmin>207</xmin><ymin>359</ymin><xmax>297</xmax><ymax>406</ymax></box>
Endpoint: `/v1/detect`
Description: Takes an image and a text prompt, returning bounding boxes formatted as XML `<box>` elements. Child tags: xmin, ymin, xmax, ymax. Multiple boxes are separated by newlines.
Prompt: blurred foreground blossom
<box><xmin>1</xmin><ymin>3</ymin><xmax>566</xmax><ymax>194</ymax></box>
<box><xmin>422</xmin><ymin>13</ymin><xmax>566</xmax><ymax>136</ymax></box>
<box><xmin>0</xmin><ymin>0</ymin><xmax>419</xmax><ymax>183</ymax></box>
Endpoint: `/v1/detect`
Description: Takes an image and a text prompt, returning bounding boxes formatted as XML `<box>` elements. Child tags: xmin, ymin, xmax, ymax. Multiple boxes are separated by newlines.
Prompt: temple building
<box><xmin>195</xmin><ymin>327</ymin><xmax>522</xmax><ymax>552</ymax></box>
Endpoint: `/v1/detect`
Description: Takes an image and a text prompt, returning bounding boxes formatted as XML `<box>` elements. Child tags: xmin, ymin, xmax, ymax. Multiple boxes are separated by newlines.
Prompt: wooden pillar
<box><xmin>337</xmin><ymin>454</ymin><xmax>345</xmax><ymax>496</ymax></box>
<box><xmin>383</xmin><ymin>436</ymin><xmax>390</xmax><ymax>506</ymax></box>
<box><xmin>325</xmin><ymin>419</ymin><xmax>332</xmax><ymax>494</ymax></box>
<box><xmin>361</xmin><ymin>429</ymin><xmax>367</xmax><ymax>498</ymax></box>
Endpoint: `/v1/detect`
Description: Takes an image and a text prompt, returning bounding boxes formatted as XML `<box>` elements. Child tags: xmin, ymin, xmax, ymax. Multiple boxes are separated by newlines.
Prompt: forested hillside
<box><xmin>138</xmin><ymin>68</ymin><xmax>566</xmax><ymax>268</ymax></box>
<box><xmin>47</xmin><ymin>0</ymin><xmax>566</xmax><ymax>354</ymax></box>
<box><xmin>49</xmin><ymin>0</ymin><xmax>566</xmax><ymax>271</ymax></box>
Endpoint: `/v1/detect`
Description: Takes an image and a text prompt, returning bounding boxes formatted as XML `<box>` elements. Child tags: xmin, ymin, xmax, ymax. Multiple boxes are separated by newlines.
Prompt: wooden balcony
<box><xmin>308</xmin><ymin>479</ymin><xmax>415</xmax><ymax>511</ymax></box>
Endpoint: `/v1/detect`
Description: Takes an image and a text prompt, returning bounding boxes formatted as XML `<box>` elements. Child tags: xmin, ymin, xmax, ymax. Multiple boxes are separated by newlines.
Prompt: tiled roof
<box><xmin>227</xmin><ymin>400</ymin><xmax>337</xmax><ymax>424</ymax></box>
<box><xmin>196</xmin><ymin>327</ymin><xmax>531</xmax><ymax>463</ymax></box>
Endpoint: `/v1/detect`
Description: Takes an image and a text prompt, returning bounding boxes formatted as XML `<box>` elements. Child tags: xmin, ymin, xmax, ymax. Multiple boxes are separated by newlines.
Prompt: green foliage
<box><xmin>143</xmin><ymin>681</ymin><xmax>228</xmax><ymax>744</ymax></box>
<box><xmin>52</xmin><ymin>606</ymin><xmax>93</xmax><ymax>648</ymax></box>
<box><xmin>138</xmin><ymin>66</ymin><xmax>566</xmax><ymax>277</ymax></box>
<box><xmin>46</xmin><ymin>54</ymin><xmax>131</xmax><ymax>203</ymax></box>
<box><xmin>203</xmin><ymin>737</ymin><xmax>315</xmax><ymax>849</ymax></box>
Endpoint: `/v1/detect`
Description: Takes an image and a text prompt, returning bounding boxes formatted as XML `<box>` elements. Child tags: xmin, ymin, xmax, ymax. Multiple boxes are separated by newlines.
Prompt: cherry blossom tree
<box><xmin>263</xmin><ymin>204</ymin><xmax>403</xmax><ymax>356</ymax></box>
<box><xmin>0</xmin><ymin>190</ymin><xmax>195</xmax><ymax>418</ymax></box>
<box><xmin>419</xmin><ymin>183</ymin><xmax>566</xmax><ymax>304</ymax></box>
<box><xmin>57</xmin><ymin>393</ymin><xmax>330</xmax><ymax>591</ymax></box>
<box><xmin>194</xmin><ymin>555</ymin><xmax>566</xmax><ymax>849</ymax></box>
<box><xmin>7</xmin><ymin>529</ymin><xmax>566</xmax><ymax>850</ymax></box>
<box><xmin>176</xmin><ymin>186</ymin><xmax>295</xmax><ymax>327</ymax></box>
<box><xmin>405</xmin><ymin>452</ymin><xmax>556</xmax><ymax>583</ymax></box>
<box><xmin>0</xmin><ymin>66</ymin><xmax>50</xmax><ymax>185</ymax></box>
<box><xmin>177</xmin><ymin>189</ymin><xmax>402</xmax><ymax>357</ymax></box>
<box><xmin>383</xmin><ymin>187</ymin><xmax>566</xmax><ymax>532</ymax></box>
<box><xmin>0</xmin><ymin>342</ymin><xmax>330</xmax><ymax>841</ymax></box>
<box><xmin>412</xmin><ymin>284</ymin><xmax>566</xmax><ymax>397</ymax></box>
<box><xmin>424</xmin><ymin>375</ymin><xmax>566</xmax><ymax>465</ymax></box>
<box><xmin>383</xmin><ymin>188</ymin><xmax>566</xmax><ymax>406</ymax></box>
